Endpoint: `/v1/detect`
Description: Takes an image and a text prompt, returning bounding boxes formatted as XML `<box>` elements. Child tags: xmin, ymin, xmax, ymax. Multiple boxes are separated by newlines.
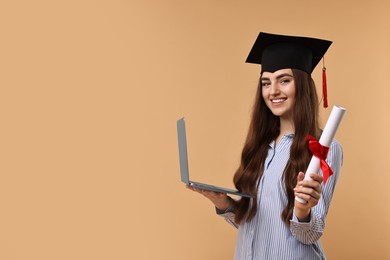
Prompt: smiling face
<box><xmin>261</xmin><ymin>68</ymin><xmax>296</xmax><ymax>121</ymax></box>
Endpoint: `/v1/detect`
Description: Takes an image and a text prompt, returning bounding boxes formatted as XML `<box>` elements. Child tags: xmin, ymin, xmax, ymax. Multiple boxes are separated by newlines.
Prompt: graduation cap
<box><xmin>246</xmin><ymin>32</ymin><xmax>332</xmax><ymax>107</ymax></box>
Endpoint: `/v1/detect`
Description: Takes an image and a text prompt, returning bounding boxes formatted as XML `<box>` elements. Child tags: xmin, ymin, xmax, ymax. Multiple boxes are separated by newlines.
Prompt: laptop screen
<box><xmin>177</xmin><ymin>118</ymin><xmax>190</xmax><ymax>184</ymax></box>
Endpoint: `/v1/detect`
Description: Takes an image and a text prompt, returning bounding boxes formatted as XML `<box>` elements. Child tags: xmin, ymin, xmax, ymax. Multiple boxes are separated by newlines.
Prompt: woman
<box><xmin>187</xmin><ymin>32</ymin><xmax>343</xmax><ymax>259</ymax></box>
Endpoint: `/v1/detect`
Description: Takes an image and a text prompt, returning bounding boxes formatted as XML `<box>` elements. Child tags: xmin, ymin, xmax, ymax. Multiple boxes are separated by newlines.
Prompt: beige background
<box><xmin>1</xmin><ymin>0</ymin><xmax>389</xmax><ymax>259</ymax></box>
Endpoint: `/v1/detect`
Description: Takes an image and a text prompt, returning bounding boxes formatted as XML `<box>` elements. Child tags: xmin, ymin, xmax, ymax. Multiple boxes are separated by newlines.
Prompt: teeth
<box><xmin>271</xmin><ymin>98</ymin><xmax>286</xmax><ymax>103</ymax></box>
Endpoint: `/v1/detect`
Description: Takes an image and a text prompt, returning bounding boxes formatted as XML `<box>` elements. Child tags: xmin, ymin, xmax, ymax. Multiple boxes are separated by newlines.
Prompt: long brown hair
<box><xmin>233</xmin><ymin>69</ymin><xmax>320</xmax><ymax>225</ymax></box>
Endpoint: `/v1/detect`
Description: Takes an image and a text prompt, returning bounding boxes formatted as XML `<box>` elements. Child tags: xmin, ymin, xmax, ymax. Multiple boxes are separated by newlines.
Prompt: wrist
<box><xmin>294</xmin><ymin>208</ymin><xmax>311</xmax><ymax>222</ymax></box>
<box><xmin>216</xmin><ymin>197</ymin><xmax>236</xmax><ymax>213</ymax></box>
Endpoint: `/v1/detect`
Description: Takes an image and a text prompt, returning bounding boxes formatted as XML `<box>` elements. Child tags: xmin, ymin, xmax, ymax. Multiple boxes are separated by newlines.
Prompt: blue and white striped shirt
<box><xmin>219</xmin><ymin>134</ymin><xmax>343</xmax><ymax>260</ymax></box>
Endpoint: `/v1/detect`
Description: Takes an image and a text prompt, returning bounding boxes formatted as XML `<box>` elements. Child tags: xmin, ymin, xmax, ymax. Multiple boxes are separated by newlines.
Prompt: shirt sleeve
<box><xmin>215</xmin><ymin>208</ymin><xmax>240</xmax><ymax>229</ymax></box>
<box><xmin>290</xmin><ymin>139</ymin><xmax>343</xmax><ymax>244</ymax></box>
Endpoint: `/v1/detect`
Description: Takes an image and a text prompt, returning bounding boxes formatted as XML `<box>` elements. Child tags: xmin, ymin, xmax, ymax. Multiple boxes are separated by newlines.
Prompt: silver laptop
<box><xmin>177</xmin><ymin>117</ymin><xmax>254</xmax><ymax>198</ymax></box>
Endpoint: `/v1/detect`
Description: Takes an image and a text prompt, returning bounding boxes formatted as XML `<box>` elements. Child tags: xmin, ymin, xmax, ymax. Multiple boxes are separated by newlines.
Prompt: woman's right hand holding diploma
<box><xmin>186</xmin><ymin>185</ymin><xmax>235</xmax><ymax>212</ymax></box>
<box><xmin>293</xmin><ymin>172</ymin><xmax>323</xmax><ymax>221</ymax></box>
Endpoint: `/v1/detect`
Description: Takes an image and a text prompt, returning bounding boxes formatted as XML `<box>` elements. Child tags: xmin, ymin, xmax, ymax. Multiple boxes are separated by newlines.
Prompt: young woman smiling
<box><xmin>187</xmin><ymin>32</ymin><xmax>343</xmax><ymax>260</ymax></box>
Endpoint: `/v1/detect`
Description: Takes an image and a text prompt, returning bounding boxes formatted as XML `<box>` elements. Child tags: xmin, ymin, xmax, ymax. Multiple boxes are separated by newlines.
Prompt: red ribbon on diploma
<box><xmin>306</xmin><ymin>135</ymin><xmax>333</xmax><ymax>184</ymax></box>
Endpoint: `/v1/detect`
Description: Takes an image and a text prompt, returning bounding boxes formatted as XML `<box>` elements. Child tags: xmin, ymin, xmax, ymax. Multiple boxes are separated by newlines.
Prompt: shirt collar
<box><xmin>268</xmin><ymin>133</ymin><xmax>295</xmax><ymax>148</ymax></box>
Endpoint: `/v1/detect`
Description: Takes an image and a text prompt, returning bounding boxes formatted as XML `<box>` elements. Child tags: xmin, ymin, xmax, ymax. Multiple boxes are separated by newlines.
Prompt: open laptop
<box><xmin>177</xmin><ymin>117</ymin><xmax>254</xmax><ymax>198</ymax></box>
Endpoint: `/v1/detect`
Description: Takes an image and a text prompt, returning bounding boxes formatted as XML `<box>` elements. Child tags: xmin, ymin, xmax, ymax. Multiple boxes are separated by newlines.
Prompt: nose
<box><xmin>269</xmin><ymin>82</ymin><xmax>280</xmax><ymax>95</ymax></box>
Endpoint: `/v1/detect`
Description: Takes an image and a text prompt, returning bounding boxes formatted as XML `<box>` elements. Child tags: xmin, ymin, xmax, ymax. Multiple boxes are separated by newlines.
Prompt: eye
<box><xmin>261</xmin><ymin>82</ymin><xmax>271</xmax><ymax>88</ymax></box>
<box><xmin>280</xmin><ymin>78</ymin><xmax>291</xmax><ymax>85</ymax></box>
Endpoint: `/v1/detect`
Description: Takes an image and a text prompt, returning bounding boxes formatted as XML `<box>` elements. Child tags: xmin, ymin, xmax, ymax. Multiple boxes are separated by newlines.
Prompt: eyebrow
<box><xmin>261</xmin><ymin>73</ymin><xmax>294</xmax><ymax>81</ymax></box>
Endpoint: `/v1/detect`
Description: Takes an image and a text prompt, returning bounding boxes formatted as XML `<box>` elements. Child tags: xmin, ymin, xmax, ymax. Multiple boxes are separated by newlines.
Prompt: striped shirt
<box><xmin>218</xmin><ymin>134</ymin><xmax>343</xmax><ymax>260</ymax></box>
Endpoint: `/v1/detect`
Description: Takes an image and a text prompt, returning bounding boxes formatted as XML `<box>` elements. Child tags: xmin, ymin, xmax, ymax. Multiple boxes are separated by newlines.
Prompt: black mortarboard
<box><xmin>246</xmin><ymin>32</ymin><xmax>332</xmax><ymax>107</ymax></box>
<box><xmin>246</xmin><ymin>32</ymin><xmax>332</xmax><ymax>74</ymax></box>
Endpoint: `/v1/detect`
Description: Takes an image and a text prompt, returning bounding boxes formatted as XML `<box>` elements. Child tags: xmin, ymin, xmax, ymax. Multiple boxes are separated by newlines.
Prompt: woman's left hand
<box><xmin>294</xmin><ymin>172</ymin><xmax>323</xmax><ymax>221</ymax></box>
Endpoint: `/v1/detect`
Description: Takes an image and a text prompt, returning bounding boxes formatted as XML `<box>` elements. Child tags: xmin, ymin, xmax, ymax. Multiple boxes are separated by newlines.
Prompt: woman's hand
<box><xmin>186</xmin><ymin>185</ymin><xmax>234</xmax><ymax>212</ymax></box>
<box><xmin>293</xmin><ymin>172</ymin><xmax>323</xmax><ymax>221</ymax></box>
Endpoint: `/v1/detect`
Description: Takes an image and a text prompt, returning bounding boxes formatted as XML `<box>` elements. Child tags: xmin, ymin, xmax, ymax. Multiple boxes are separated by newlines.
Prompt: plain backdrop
<box><xmin>1</xmin><ymin>0</ymin><xmax>389</xmax><ymax>259</ymax></box>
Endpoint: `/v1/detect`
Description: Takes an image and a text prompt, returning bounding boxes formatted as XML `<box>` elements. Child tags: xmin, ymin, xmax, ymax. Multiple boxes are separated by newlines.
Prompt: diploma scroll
<box><xmin>295</xmin><ymin>105</ymin><xmax>346</xmax><ymax>204</ymax></box>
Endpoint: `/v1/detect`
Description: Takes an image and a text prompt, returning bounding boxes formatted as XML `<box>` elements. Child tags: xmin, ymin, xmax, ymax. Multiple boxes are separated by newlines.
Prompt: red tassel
<box><xmin>322</xmin><ymin>58</ymin><xmax>328</xmax><ymax>108</ymax></box>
